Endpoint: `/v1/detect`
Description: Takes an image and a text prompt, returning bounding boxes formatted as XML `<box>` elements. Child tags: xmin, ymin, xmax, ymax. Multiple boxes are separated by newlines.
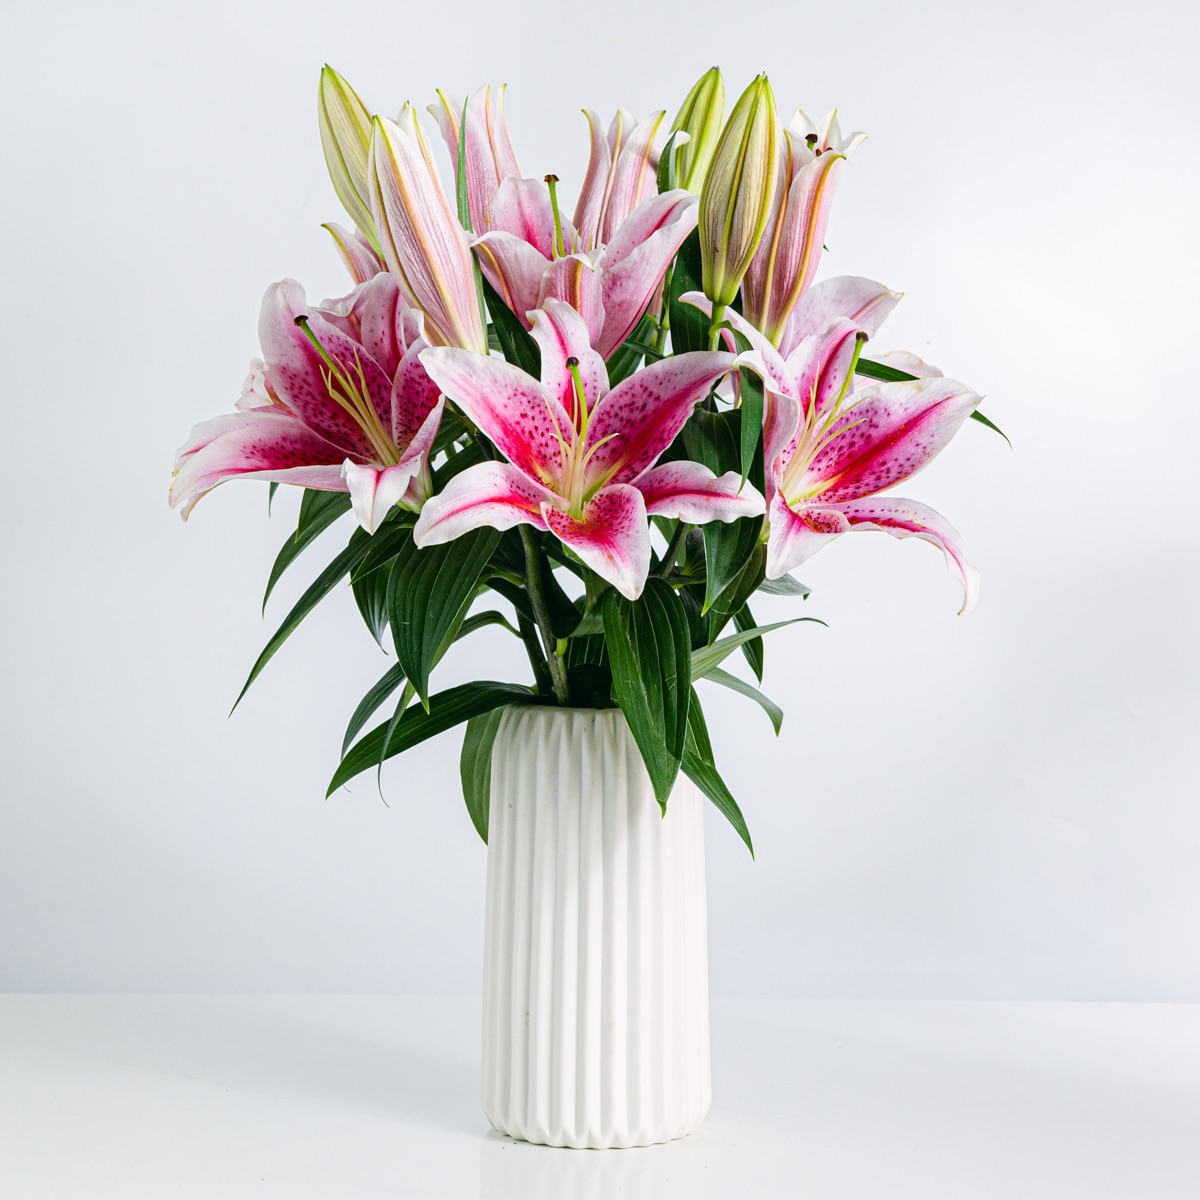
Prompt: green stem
<box><xmin>520</xmin><ymin>526</ymin><xmax>572</xmax><ymax>706</ymax></box>
<box><xmin>652</xmin><ymin>265</ymin><xmax>675</xmax><ymax>352</ymax></box>
<box><xmin>655</xmin><ymin>521</ymin><xmax>691</xmax><ymax>578</ymax></box>
<box><xmin>517</xmin><ymin>610</ymin><xmax>553</xmax><ymax>696</ymax></box>
<box><xmin>708</xmin><ymin>301</ymin><xmax>727</xmax><ymax>351</ymax></box>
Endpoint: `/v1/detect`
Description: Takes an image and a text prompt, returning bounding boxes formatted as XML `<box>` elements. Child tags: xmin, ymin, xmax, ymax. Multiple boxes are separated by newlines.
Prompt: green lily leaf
<box><xmin>682</xmin><ymin>700</ymin><xmax>753</xmax><ymax>856</ymax></box>
<box><xmin>342</xmin><ymin>662</ymin><xmax>407</xmax><ymax>757</ymax></box>
<box><xmin>262</xmin><ymin>489</ymin><xmax>353</xmax><ymax>612</ymax></box>
<box><xmin>702</xmin><ymin>667</ymin><xmax>782</xmax><ymax>734</ymax></box>
<box><xmin>460</xmin><ymin>706</ymin><xmax>509</xmax><ymax>843</ymax></box>
<box><xmin>692</xmin><ymin>617</ymin><xmax>819</xmax><ymax>679</ymax></box>
<box><xmin>482</xmin><ymin>276</ymin><xmax>540</xmax><ymax>377</ymax></box>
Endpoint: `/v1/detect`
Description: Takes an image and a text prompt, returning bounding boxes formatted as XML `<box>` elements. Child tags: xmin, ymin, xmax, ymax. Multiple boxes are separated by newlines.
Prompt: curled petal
<box><xmin>571</xmin><ymin>109</ymin><xmax>613</xmax><ymax>252</ymax></box>
<box><xmin>343</xmin><ymin>459</ymin><xmax>420</xmax><ymax>534</ymax></box>
<box><xmin>537</xmin><ymin>252</ymin><xmax>605</xmax><ymax>348</ymax></box>
<box><xmin>529</xmin><ymin>300</ymin><xmax>609</xmax><ymax>423</ymax></box>
<box><xmin>169</xmin><ymin>409</ymin><xmax>348</xmax><ymax>518</ymax></box>
<box><xmin>490</xmin><ymin>176</ymin><xmax>556</xmax><ymax>258</ymax></box>
<box><xmin>636</xmin><ymin>461</ymin><xmax>765</xmax><ymax>524</ymax></box>
<box><xmin>597</xmin><ymin>191</ymin><xmax>698</xmax><ymax>358</ymax></box>
<box><xmin>323</xmin><ymin>222</ymin><xmax>385</xmax><ymax>287</ymax></box>
<box><xmin>418</xmin><ymin>347</ymin><xmax>573</xmax><ymax>487</ymax></box>
<box><xmin>583</xmin><ymin>351</ymin><xmax>734</xmax><ymax>488</ymax></box>
<box><xmin>543</xmin><ymin>484</ymin><xmax>651</xmax><ymax>600</ymax></box>
<box><xmin>472</xmin><ymin>231</ymin><xmax>549</xmax><ymax>328</ymax></box>
<box><xmin>781</xmin><ymin>275</ymin><xmax>901</xmax><ymax>356</ymax></box>
<box><xmin>805</xmin><ymin>377</ymin><xmax>981</xmax><ymax>503</ymax></box>
<box><xmin>825</xmin><ymin>497</ymin><xmax>979</xmax><ymax>615</ymax></box>
<box><xmin>414</xmin><ymin>460</ymin><xmax>552</xmax><ymax>545</ymax></box>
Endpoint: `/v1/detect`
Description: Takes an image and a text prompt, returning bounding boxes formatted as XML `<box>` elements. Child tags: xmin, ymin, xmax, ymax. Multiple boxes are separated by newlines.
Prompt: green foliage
<box><xmin>602</xmin><ymin>579</ymin><xmax>692</xmax><ymax>810</ymax></box>
<box><xmin>262</xmin><ymin>489</ymin><xmax>353</xmax><ymax>612</ymax></box>
<box><xmin>481</xmin><ymin>277</ymin><xmax>540</xmax><ymax>376</ymax></box>
<box><xmin>667</xmin><ymin>229</ymin><xmax>708</xmax><ymax>354</ymax></box>
<box><xmin>460</xmin><ymin>706</ymin><xmax>509</xmax><ymax>842</ymax></box>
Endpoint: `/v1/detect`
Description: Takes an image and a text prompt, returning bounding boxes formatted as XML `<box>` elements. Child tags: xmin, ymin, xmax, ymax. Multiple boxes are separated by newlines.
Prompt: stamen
<box><xmin>545</xmin><ymin>174</ymin><xmax>565</xmax><ymax>259</ymax></box>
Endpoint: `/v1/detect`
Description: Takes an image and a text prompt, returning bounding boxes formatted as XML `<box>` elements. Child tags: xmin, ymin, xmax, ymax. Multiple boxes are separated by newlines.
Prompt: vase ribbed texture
<box><xmin>480</xmin><ymin>705</ymin><xmax>711</xmax><ymax>1149</ymax></box>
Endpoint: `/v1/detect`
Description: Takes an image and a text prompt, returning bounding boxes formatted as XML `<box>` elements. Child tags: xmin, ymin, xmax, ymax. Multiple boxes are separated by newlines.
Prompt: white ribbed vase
<box><xmin>480</xmin><ymin>705</ymin><xmax>711</xmax><ymax>1149</ymax></box>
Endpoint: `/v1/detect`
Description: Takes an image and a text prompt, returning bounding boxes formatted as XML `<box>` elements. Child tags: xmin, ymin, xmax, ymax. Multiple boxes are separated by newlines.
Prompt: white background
<box><xmin>1</xmin><ymin>0</ymin><xmax>1197</xmax><ymax>1001</ymax></box>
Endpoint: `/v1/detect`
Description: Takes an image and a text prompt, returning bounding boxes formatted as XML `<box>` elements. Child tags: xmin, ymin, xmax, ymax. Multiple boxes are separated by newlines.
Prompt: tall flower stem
<box><xmin>656</xmin><ymin>521</ymin><xmax>691</xmax><ymax>577</ymax></box>
<box><xmin>517</xmin><ymin>610</ymin><xmax>554</xmax><ymax>696</ymax></box>
<box><xmin>520</xmin><ymin>526</ymin><xmax>572</xmax><ymax>706</ymax></box>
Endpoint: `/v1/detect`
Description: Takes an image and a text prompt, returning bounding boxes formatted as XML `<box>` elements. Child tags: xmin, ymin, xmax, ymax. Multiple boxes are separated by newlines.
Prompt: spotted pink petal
<box><xmin>779</xmin><ymin>275</ymin><xmax>901</xmax><ymax>357</ymax></box>
<box><xmin>788</xmin><ymin>317</ymin><xmax>865</xmax><ymax>422</ymax></box>
<box><xmin>582</xmin><ymin>351</ymin><xmax>734</xmax><ymax>488</ymax></box>
<box><xmin>764</xmin><ymin>490</ymin><xmax>845</xmax><ymax>579</ymax></box>
<box><xmin>352</xmin><ymin>273</ymin><xmax>407</xmax><ymax>377</ymax></box>
<box><xmin>596</xmin><ymin>191</ymin><xmax>698</xmax><ymax>358</ymax></box>
<box><xmin>529</xmin><ymin>300</ymin><xmax>609</xmax><ymax>424</ymax></box>
<box><xmin>636</xmin><ymin>461</ymin><xmax>765</xmax><ymax>524</ymax></box>
<box><xmin>169</xmin><ymin>408</ymin><xmax>349</xmax><ymax>518</ymax></box>
<box><xmin>414</xmin><ymin>460</ymin><xmax>553</xmax><ymax>545</ymax></box>
<box><xmin>343</xmin><ymin>459</ymin><xmax>420</xmax><ymax>533</ymax></box>
<box><xmin>827</xmin><ymin>497</ymin><xmax>979</xmax><ymax>614</ymax></box>
<box><xmin>536</xmin><ymin>252</ymin><xmax>605</xmax><ymax>349</ymax></box>
<box><xmin>804</xmin><ymin>377</ymin><xmax>980</xmax><ymax>503</ymax></box>
<box><xmin>258</xmin><ymin>279</ymin><xmax>387</xmax><ymax>459</ymax></box>
<box><xmin>390</xmin><ymin>342</ymin><xmax>443</xmax><ymax>449</ymax></box>
<box><xmin>542</xmin><ymin>484</ymin><xmax>651</xmax><ymax>600</ymax></box>
<box><xmin>418</xmin><ymin>346</ymin><xmax>573</xmax><ymax>488</ymax></box>
<box><xmin>472</xmin><ymin>231</ymin><xmax>548</xmax><ymax>329</ymax></box>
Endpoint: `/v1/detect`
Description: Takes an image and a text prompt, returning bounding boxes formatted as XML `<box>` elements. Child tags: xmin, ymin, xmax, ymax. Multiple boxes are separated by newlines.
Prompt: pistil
<box><xmin>545</xmin><ymin>174</ymin><xmax>566</xmax><ymax>258</ymax></box>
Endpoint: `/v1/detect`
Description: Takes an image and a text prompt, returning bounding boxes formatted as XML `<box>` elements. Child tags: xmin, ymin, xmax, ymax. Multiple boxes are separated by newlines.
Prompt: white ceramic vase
<box><xmin>480</xmin><ymin>705</ymin><xmax>711</xmax><ymax>1149</ymax></box>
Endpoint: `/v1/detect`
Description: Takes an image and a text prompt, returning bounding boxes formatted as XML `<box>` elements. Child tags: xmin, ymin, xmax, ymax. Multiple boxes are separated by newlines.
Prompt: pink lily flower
<box><xmin>685</xmin><ymin>289</ymin><xmax>980</xmax><ymax>613</ymax></box>
<box><xmin>368</xmin><ymin>107</ymin><xmax>489</xmax><ymax>353</ymax></box>
<box><xmin>170</xmin><ymin>276</ymin><xmax>443</xmax><ymax>534</ymax></box>
<box><xmin>427</xmin><ymin>85</ymin><xmax>522</xmax><ymax>235</ymax></box>
<box><xmin>413</xmin><ymin>300</ymin><xmax>759</xmax><ymax>599</ymax></box>
<box><xmin>742</xmin><ymin>110</ymin><xmax>867</xmax><ymax>347</ymax></box>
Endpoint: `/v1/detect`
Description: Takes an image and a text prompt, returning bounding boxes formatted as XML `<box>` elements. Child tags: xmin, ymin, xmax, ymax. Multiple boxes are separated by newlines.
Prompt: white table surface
<box><xmin>1</xmin><ymin>996</ymin><xmax>1197</xmax><ymax>1198</ymax></box>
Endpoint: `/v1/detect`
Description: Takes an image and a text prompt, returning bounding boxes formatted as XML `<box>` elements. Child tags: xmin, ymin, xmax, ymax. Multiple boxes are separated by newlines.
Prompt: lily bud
<box><xmin>670</xmin><ymin>66</ymin><xmax>726</xmax><ymax>194</ymax></box>
<box><xmin>318</xmin><ymin>66</ymin><xmax>379</xmax><ymax>252</ymax></box>
<box><xmin>698</xmin><ymin>74</ymin><xmax>780</xmax><ymax>309</ymax></box>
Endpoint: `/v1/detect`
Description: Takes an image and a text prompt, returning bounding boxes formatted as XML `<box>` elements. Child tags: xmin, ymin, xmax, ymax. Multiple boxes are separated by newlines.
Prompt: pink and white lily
<box><xmin>170</xmin><ymin>275</ymin><xmax>443</xmax><ymax>534</ymax></box>
<box><xmin>686</xmin><ymin>289</ymin><xmax>981</xmax><ymax>613</ymax></box>
<box><xmin>413</xmin><ymin>300</ymin><xmax>760</xmax><ymax>599</ymax></box>
<box><xmin>742</xmin><ymin>110</ymin><xmax>866</xmax><ymax>347</ymax></box>
<box><xmin>369</xmin><ymin>107</ymin><xmax>488</xmax><ymax>353</ymax></box>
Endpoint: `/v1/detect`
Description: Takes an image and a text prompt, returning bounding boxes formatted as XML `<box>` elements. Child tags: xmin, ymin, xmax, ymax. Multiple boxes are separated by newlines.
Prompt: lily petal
<box><xmin>582</xmin><ymin>350</ymin><xmax>735</xmax><ymax>488</ymax></box>
<box><xmin>817</xmin><ymin>497</ymin><xmax>980</xmax><ymax>615</ymax></box>
<box><xmin>781</xmin><ymin>274</ymin><xmax>901</xmax><ymax>355</ymax></box>
<box><xmin>169</xmin><ymin>408</ymin><xmax>349</xmax><ymax>518</ymax></box>
<box><xmin>473</xmin><ymin>230</ymin><xmax>549</xmax><ymax>327</ymax></box>
<box><xmin>571</xmin><ymin>109</ymin><xmax>613</xmax><ymax>252</ymax></box>
<box><xmin>764</xmin><ymin>490</ymin><xmax>845</xmax><ymax>579</ymax></box>
<box><xmin>343</xmin><ymin>459</ymin><xmax>420</xmax><ymax>534</ymax></box>
<box><xmin>805</xmin><ymin>377</ymin><xmax>981</xmax><ymax>503</ymax></box>
<box><xmin>543</xmin><ymin>484</ymin><xmax>651</xmax><ymax>600</ymax></box>
<box><xmin>536</xmin><ymin>252</ymin><xmax>605</xmax><ymax>348</ymax></box>
<box><xmin>490</xmin><ymin>176</ymin><xmax>556</xmax><ymax>258</ymax></box>
<box><xmin>418</xmin><ymin>346</ymin><xmax>573</xmax><ymax>487</ymax></box>
<box><xmin>414</xmin><ymin>460</ymin><xmax>553</xmax><ymax>544</ymax></box>
<box><xmin>597</xmin><ymin>191</ymin><xmax>698</xmax><ymax>358</ymax></box>
<box><xmin>599</xmin><ymin>110</ymin><xmax>666</xmax><ymax>245</ymax></box>
<box><xmin>529</xmin><ymin>300</ymin><xmax>609</xmax><ymax>423</ymax></box>
<box><xmin>369</xmin><ymin>109</ymin><xmax>487</xmax><ymax>352</ymax></box>
<box><xmin>323</xmin><ymin>222</ymin><xmax>385</xmax><ymax>286</ymax></box>
<box><xmin>636</xmin><ymin>461</ymin><xmax>765</xmax><ymax>523</ymax></box>
<box><xmin>258</xmin><ymin>279</ymin><xmax>387</xmax><ymax>458</ymax></box>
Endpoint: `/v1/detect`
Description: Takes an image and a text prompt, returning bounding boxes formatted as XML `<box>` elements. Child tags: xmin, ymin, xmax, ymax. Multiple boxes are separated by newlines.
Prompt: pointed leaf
<box><xmin>481</xmin><ymin>276</ymin><xmax>540</xmax><ymax>376</ymax></box>
<box><xmin>459</xmin><ymin>706</ymin><xmax>509</xmax><ymax>842</ymax></box>
<box><xmin>387</xmin><ymin>526</ymin><xmax>502</xmax><ymax>706</ymax></box>
<box><xmin>667</xmin><ymin>229</ymin><xmax>708</xmax><ymax>354</ymax></box>
<box><xmin>602</xmin><ymin>577</ymin><xmax>691</xmax><ymax>809</ymax></box>
<box><xmin>234</xmin><ymin>531</ymin><xmax>370</xmax><ymax>712</ymax></box>
<box><xmin>682</xmin><ymin>701</ymin><xmax>753</xmax><ymax>856</ymax></box>
<box><xmin>702</xmin><ymin>667</ymin><xmax>782</xmax><ymax>734</ymax></box>
<box><xmin>342</xmin><ymin>662</ymin><xmax>408</xmax><ymax>756</ymax></box>
<box><xmin>328</xmin><ymin>682</ymin><xmax>531</xmax><ymax>794</ymax></box>
<box><xmin>262</xmin><ymin>489</ymin><xmax>353</xmax><ymax>611</ymax></box>
<box><xmin>733</xmin><ymin>603</ymin><xmax>764</xmax><ymax>681</ymax></box>
<box><xmin>691</xmin><ymin>616</ymin><xmax>816</xmax><ymax>679</ymax></box>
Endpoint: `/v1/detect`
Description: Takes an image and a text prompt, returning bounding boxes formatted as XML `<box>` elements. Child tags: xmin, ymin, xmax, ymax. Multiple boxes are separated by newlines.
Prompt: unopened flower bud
<box><xmin>318</xmin><ymin>66</ymin><xmax>379</xmax><ymax>252</ymax></box>
<box><xmin>670</xmin><ymin>66</ymin><xmax>726</xmax><ymax>194</ymax></box>
<box><xmin>698</xmin><ymin>74</ymin><xmax>780</xmax><ymax>309</ymax></box>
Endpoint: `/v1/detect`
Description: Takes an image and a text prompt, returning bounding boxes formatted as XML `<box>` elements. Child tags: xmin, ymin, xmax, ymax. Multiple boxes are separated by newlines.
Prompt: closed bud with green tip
<box><xmin>671</xmin><ymin>66</ymin><xmax>726</xmax><ymax>194</ymax></box>
<box><xmin>698</xmin><ymin>74</ymin><xmax>780</xmax><ymax>309</ymax></box>
<box><xmin>318</xmin><ymin>66</ymin><xmax>380</xmax><ymax>253</ymax></box>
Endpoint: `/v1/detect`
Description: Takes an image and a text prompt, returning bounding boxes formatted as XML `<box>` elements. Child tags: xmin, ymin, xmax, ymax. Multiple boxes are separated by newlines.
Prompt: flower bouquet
<box><xmin>171</xmin><ymin>66</ymin><xmax>995</xmax><ymax>1147</ymax></box>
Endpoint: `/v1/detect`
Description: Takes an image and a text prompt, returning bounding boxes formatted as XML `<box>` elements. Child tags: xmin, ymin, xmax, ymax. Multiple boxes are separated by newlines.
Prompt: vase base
<box><xmin>484</xmin><ymin>1109</ymin><xmax>708</xmax><ymax>1150</ymax></box>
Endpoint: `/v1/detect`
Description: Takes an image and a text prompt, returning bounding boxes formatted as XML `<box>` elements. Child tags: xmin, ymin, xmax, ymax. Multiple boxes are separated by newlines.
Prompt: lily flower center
<box><xmin>779</xmin><ymin>332</ymin><xmax>867</xmax><ymax>506</ymax></box>
<box><xmin>294</xmin><ymin>317</ymin><xmax>400</xmax><ymax>467</ymax></box>
<box><xmin>546</xmin><ymin>356</ymin><xmax>618</xmax><ymax>519</ymax></box>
